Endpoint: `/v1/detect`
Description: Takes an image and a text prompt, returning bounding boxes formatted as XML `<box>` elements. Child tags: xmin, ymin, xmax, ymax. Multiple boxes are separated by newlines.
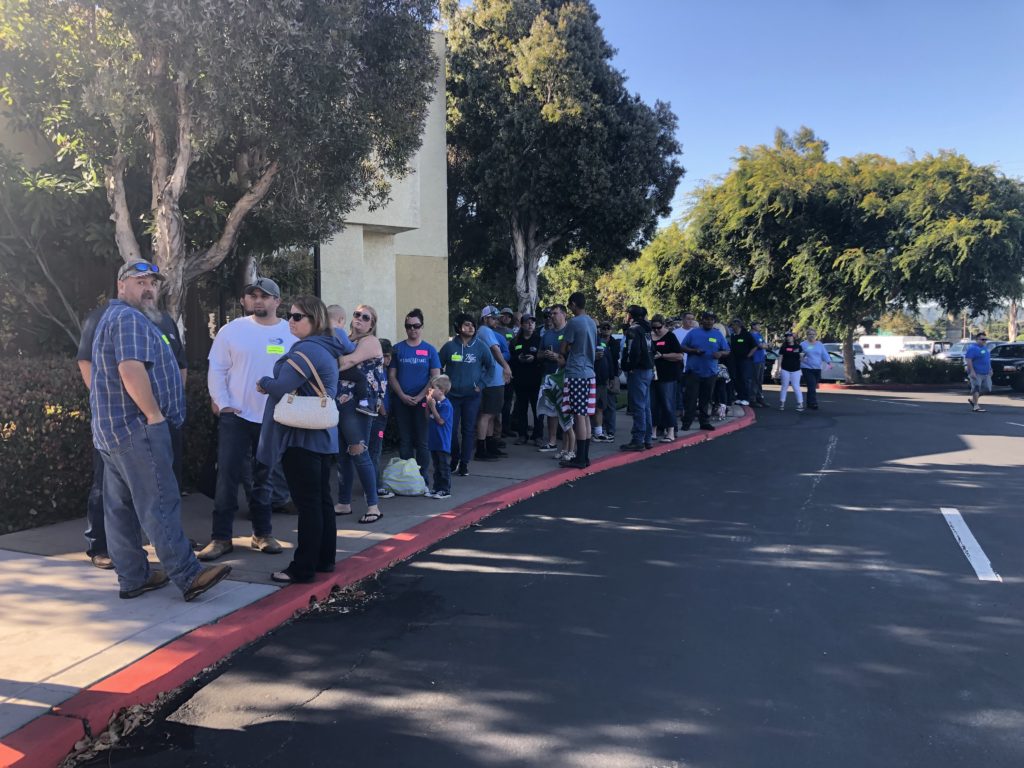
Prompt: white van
<box><xmin>857</xmin><ymin>335</ymin><xmax>933</xmax><ymax>361</ymax></box>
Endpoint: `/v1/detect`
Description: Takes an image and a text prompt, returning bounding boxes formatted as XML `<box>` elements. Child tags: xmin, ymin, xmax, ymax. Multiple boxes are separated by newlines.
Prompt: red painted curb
<box><xmin>1</xmin><ymin>408</ymin><xmax>755</xmax><ymax>768</ymax></box>
<box><xmin>818</xmin><ymin>382</ymin><xmax>965</xmax><ymax>392</ymax></box>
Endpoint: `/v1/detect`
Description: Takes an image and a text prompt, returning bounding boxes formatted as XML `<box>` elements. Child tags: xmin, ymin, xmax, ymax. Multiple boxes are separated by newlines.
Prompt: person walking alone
<box><xmin>800</xmin><ymin>328</ymin><xmax>831</xmax><ymax>410</ymax></box>
<box><xmin>777</xmin><ymin>332</ymin><xmax>804</xmax><ymax>411</ymax></box>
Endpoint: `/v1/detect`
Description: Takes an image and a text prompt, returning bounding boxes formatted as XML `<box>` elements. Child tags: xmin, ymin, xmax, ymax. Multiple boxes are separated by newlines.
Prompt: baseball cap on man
<box><xmin>244</xmin><ymin>277</ymin><xmax>281</xmax><ymax>298</ymax></box>
<box><xmin>118</xmin><ymin>260</ymin><xmax>165</xmax><ymax>282</ymax></box>
<box><xmin>481</xmin><ymin>305</ymin><xmax>500</xmax><ymax>319</ymax></box>
<box><xmin>500</xmin><ymin>307</ymin><xmax>514</xmax><ymax>316</ymax></box>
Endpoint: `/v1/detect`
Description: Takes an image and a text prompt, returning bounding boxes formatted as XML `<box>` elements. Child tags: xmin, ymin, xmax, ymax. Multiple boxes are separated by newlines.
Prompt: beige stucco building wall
<box><xmin>320</xmin><ymin>31</ymin><xmax>449</xmax><ymax>349</ymax></box>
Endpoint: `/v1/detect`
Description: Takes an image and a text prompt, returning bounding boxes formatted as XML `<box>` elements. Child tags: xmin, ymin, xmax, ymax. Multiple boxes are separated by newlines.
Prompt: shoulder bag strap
<box><xmin>286</xmin><ymin>350</ymin><xmax>328</xmax><ymax>399</ymax></box>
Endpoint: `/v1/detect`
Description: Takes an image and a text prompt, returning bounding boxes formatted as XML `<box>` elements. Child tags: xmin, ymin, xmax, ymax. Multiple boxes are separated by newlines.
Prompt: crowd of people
<box><xmin>82</xmin><ymin>259</ymin><xmax>847</xmax><ymax>598</ymax></box>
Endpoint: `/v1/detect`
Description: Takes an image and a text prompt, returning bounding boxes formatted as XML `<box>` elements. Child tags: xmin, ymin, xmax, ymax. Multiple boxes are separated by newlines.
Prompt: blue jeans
<box><xmin>803</xmin><ymin>367</ymin><xmax>821</xmax><ymax>406</ymax></box>
<box><xmin>449</xmin><ymin>391</ymin><xmax>482</xmax><ymax>465</ymax></box>
<box><xmin>652</xmin><ymin>380</ymin><xmax>677</xmax><ymax>430</ymax></box>
<box><xmin>337</xmin><ymin>402</ymin><xmax>379</xmax><ymax>506</ymax></box>
<box><xmin>626</xmin><ymin>369</ymin><xmax>654</xmax><ymax>445</ymax></box>
<box><xmin>395</xmin><ymin>400</ymin><xmax>430</xmax><ymax>481</ymax></box>
<box><xmin>368</xmin><ymin>413</ymin><xmax>387</xmax><ymax>489</ymax></box>
<box><xmin>213</xmin><ymin>413</ymin><xmax>273</xmax><ymax>541</ymax></box>
<box><xmin>603</xmin><ymin>384</ymin><xmax>618</xmax><ymax>435</ymax></box>
<box><xmin>100</xmin><ymin>422</ymin><xmax>202</xmax><ymax>594</ymax></box>
<box><xmin>85</xmin><ymin>448</ymin><xmax>106</xmax><ymax>557</ymax></box>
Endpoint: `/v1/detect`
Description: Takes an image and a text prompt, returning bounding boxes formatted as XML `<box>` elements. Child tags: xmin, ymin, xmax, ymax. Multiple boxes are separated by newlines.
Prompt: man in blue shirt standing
<box><xmin>965</xmin><ymin>331</ymin><xmax>992</xmax><ymax>412</ymax></box>
<box><xmin>388</xmin><ymin>308</ymin><xmax>441</xmax><ymax>484</ymax></box>
<box><xmin>750</xmin><ymin>320</ymin><xmax>768</xmax><ymax>407</ymax></box>
<box><xmin>91</xmin><ymin>260</ymin><xmax>231</xmax><ymax>601</ymax></box>
<box><xmin>680</xmin><ymin>311</ymin><xmax>730</xmax><ymax>431</ymax></box>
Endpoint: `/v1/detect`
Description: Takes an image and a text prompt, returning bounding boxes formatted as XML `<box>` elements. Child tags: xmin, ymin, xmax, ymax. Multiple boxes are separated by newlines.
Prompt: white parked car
<box><xmin>824</xmin><ymin>343</ymin><xmax>875</xmax><ymax>371</ymax></box>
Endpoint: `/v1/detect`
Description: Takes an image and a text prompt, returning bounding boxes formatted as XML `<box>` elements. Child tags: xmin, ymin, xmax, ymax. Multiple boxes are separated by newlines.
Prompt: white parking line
<box><xmin>939</xmin><ymin>507</ymin><xmax>1001</xmax><ymax>582</ymax></box>
<box><xmin>877</xmin><ymin>399</ymin><xmax>922</xmax><ymax>408</ymax></box>
<box><xmin>1006</xmin><ymin>422</ymin><xmax>1024</xmax><ymax>428</ymax></box>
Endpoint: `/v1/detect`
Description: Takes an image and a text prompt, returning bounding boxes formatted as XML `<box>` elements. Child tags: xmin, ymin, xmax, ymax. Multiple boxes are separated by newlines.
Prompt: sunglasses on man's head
<box><xmin>122</xmin><ymin>262</ymin><xmax>160</xmax><ymax>277</ymax></box>
<box><xmin>287</xmin><ymin>312</ymin><xmax>311</xmax><ymax>322</ymax></box>
<box><xmin>353</xmin><ymin>311</ymin><xmax>373</xmax><ymax>322</ymax></box>
<box><xmin>405</xmin><ymin>323</ymin><xmax>422</xmax><ymax>330</ymax></box>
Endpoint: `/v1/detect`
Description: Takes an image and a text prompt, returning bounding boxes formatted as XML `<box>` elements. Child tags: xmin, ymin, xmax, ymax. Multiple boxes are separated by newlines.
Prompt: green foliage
<box><xmin>865</xmin><ymin>357</ymin><xmax>965</xmax><ymax>385</ymax></box>
<box><xmin>1</xmin><ymin>0</ymin><xmax>438</xmax><ymax>315</ymax></box>
<box><xmin>0</xmin><ymin>356</ymin><xmax>92</xmax><ymax>532</ymax></box>
<box><xmin>538</xmin><ymin>249</ymin><xmax>602</xmax><ymax>312</ymax></box>
<box><xmin>445</xmin><ymin>0</ymin><xmax>683</xmax><ymax>311</ymax></box>
<box><xmin>877</xmin><ymin>311</ymin><xmax>924</xmax><ymax>336</ymax></box>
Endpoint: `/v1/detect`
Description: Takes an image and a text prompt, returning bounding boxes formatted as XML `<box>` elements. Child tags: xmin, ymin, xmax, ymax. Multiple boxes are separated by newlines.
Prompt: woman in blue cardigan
<box><xmin>257</xmin><ymin>296</ymin><xmax>344</xmax><ymax>583</ymax></box>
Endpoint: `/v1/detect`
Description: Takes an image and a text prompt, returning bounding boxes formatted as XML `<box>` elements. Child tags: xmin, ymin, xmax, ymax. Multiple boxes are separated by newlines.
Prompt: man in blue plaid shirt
<box><xmin>90</xmin><ymin>260</ymin><xmax>231</xmax><ymax>601</ymax></box>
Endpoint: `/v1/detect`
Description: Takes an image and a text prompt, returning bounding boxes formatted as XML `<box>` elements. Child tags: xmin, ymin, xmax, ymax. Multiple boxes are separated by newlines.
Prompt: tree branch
<box><xmin>146</xmin><ymin>47</ymin><xmax>170</xmax><ymax>212</ymax></box>
<box><xmin>103</xmin><ymin>147</ymin><xmax>143</xmax><ymax>263</ymax></box>
<box><xmin>167</xmin><ymin>71</ymin><xmax>192</xmax><ymax>201</ymax></box>
<box><xmin>185</xmin><ymin>160</ymin><xmax>280</xmax><ymax>281</ymax></box>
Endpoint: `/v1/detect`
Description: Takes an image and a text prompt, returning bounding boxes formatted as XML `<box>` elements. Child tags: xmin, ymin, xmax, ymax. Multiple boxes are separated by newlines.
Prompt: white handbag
<box><xmin>272</xmin><ymin>350</ymin><xmax>339</xmax><ymax>430</ymax></box>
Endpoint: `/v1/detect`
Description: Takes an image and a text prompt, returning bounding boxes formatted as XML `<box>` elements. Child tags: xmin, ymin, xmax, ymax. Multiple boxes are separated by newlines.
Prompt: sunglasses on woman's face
<box><xmin>651</xmin><ymin>325</ymin><xmax>663</xmax><ymax>330</ymax></box>
<box><xmin>405</xmin><ymin>322</ymin><xmax>422</xmax><ymax>330</ymax></box>
<box><xmin>287</xmin><ymin>312</ymin><xmax>311</xmax><ymax>322</ymax></box>
<box><xmin>353</xmin><ymin>311</ymin><xmax>373</xmax><ymax>322</ymax></box>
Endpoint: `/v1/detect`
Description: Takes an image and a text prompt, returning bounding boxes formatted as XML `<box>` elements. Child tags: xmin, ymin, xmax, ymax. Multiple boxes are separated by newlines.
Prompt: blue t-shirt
<box><xmin>494</xmin><ymin>330</ymin><xmax>511</xmax><ymax>362</ymax></box>
<box><xmin>389</xmin><ymin>340</ymin><xmax>441</xmax><ymax>396</ymax></box>
<box><xmin>965</xmin><ymin>343</ymin><xmax>992</xmax><ymax>375</ymax></box>
<box><xmin>751</xmin><ymin>331</ymin><xmax>767</xmax><ymax>364</ymax></box>
<box><xmin>428</xmin><ymin>397</ymin><xmax>454</xmax><ymax>453</ymax></box>
<box><xmin>682</xmin><ymin>328</ymin><xmax>730</xmax><ymax>377</ymax></box>
<box><xmin>800</xmin><ymin>341</ymin><xmax>830</xmax><ymax>370</ymax></box>
<box><xmin>476</xmin><ymin>325</ymin><xmax>506</xmax><ymax>388</ymax></box>
<box><xmin>540</xmin><ymin>326</ymin><xmax>566</xmax><ymax>376</ymax></box>
<box><xmin>90</xmin><ymin>300</ymin><xmax>186</xmax><ymax>452</ymax></box>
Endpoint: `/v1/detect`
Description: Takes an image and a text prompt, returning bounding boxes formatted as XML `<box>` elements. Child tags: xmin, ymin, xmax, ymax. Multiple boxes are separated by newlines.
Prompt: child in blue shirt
<box><xmin>426</xmin><ymin>375</ymin><xmax>454</xmax><ymax>499</ymax></box>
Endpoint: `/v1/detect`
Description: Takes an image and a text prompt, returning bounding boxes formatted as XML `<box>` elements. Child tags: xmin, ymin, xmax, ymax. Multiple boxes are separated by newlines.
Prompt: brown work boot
<box><xmin>119</xmin><ymin>570</ymin><xmax>170</xmax><ymax>600</ymax></box>
<box><xmin>197</xmin><ymin>539</ymin><xmax>233</xmax><ymax>561</ymax></box>
<box><xmin>251</xmin><ymin>535</ymin><xmax>283</xmax><ymax>554</ymax></box>
<box><xmin>183</xmin><ymin>564</ymin><xmax>232</xmax><ymax>602</ymax></box>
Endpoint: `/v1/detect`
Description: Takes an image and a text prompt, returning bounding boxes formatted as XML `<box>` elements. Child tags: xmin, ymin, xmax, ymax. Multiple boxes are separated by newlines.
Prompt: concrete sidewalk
<box><xmin>0</xmin><ymin>408</ymin><xmax>754</xmax><ymax>768</ymax></box>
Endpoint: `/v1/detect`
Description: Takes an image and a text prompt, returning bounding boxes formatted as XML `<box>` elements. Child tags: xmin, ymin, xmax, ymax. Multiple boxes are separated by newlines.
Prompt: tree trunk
<box><xmin>842</xmin><ymin>327</ymin><xmax>858</xmax><ymax>383</ymax></box>
<box><xmin>1009</xmin><ymin>298</ymin><xmax>1019</xmax><ymax>342</ymax></box>
<box><xmin>510</xmin><ymin>216</ymin><xmax>556</xmax><ymax>315</ymax></box>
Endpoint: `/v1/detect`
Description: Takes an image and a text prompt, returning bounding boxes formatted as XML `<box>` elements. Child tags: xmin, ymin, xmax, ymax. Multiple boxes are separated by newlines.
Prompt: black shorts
<box><xmin>480</xmin><ymin>385</ymin><xmax>505</xmax><ymax>415</ymax></box>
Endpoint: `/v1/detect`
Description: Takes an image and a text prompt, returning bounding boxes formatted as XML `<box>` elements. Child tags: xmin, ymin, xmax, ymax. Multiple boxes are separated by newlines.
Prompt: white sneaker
<box><xmin>796</xmin><ymin>404</ymin><xmax>805</xmax><ymax>412</ymax></box>
<box><xmin>737</xmin><ymin>399</ymin><xmax>749</xmax><ymax>406</ymax></box>
<box><xmin>779</xmin><ymin>403</ymin><xmax>785</xmax><ymax>410</ymax></box>
<box><xmin>537</xmin><ymin>443</ymin><xmax>558</xmax><ymax>452</ymax></box>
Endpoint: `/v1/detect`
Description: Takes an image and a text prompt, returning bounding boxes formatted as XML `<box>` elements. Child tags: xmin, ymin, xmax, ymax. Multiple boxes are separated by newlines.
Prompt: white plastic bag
<box><xmin>382</xmin><ymin>457</ymin><xmax>428</xmax><ymax>496</ymax></box>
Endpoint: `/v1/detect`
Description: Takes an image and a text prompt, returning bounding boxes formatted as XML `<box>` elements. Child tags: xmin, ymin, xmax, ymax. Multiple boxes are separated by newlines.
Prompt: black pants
<box><xmin>281</xmin><ymin>447</ymin><xmax>336</xmax><ymax>581</ymax></box>
<box><xmin>512</xmin><ymin>377</ymin><xmax>541</xmax><ymax>439</ymax></box>
<box><xmin>501</xmin><ymin>381</ymin><xmax>515</xmax><ymax>432</ymax></box>
<box><xmin>683</xmin><ymin>372</ymin><xmax>716</xmax><ymax>427</ymax></box>
<box><xmin>431</xmin><ymin>450</ymin><xmax>451</xmax><ymax>494</ymax></box>
<box><xmin>803</xmin><ymin>368</ymin><xmax>821</xmax><ymax>406</ymax></box>
<box><xmin>395</xmin><ymin>400</ymin><xmax>430</xmax><ymax>481</ymax></box>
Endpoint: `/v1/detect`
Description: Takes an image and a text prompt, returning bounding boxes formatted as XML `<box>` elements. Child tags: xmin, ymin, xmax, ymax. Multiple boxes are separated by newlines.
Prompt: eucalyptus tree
<box><xmin>1</xmin><ymin>0</ymin><xmax>437</xmax><ymax>317</ymax></box>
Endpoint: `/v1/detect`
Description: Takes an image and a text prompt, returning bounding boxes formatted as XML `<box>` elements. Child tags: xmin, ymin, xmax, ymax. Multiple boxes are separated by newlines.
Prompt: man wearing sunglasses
<box><xmin>90</xmin><ymin>260</ymin><xmax>230</xmax><ymax>600</ymax></box>
<box><xmin>388</xmin><ymin>308</ymin><xmax>441</xmax><ymax>484</ymax></box>
<box><xmin>201</xmin><ymin>276</ymin><xmax>293</xmax><ymax>562</ymax></box>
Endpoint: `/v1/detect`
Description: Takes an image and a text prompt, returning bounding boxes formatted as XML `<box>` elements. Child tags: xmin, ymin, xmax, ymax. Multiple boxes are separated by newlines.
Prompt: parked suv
<box><xmin>988</xmin><ymin>343</ymin><xmax>1024</xmax><ymax>392</ymax></box>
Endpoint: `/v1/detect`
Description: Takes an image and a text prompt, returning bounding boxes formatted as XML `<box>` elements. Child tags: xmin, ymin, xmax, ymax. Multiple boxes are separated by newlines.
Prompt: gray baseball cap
<box><xmin>480</xmin><ymin>305</ymin><xmax>500</xmax><ymax>319</ymax></box>
<box><xmin>244</xmin><ymin>277</ymin><xmax>281</xmax><ymax>298</ymax></box>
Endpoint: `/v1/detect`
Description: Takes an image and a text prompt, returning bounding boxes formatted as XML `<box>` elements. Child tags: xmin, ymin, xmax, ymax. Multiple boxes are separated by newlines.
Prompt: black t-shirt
<box><xmin>652</xmin><ymin>331</ymin><xmax>682</xmax><ymax>381</ymax></box>
<box><xmin>510</xmin><ymin>331</ymin><xmax>542</xmax><ymax>381</ymax></box>
<box><xmin>779</xmin><ymin>344</ymin><xmax>802</xmax><ymax>372</ymax></box>
<box><xmin>78</xmin><ymin>304</ymin><xmax>187</xmax><ymax>369</ymax></box>
<box><xmin>730</xmin><ymin>330</ymin><xmax>756</xmax><ymax>361</ymax></box>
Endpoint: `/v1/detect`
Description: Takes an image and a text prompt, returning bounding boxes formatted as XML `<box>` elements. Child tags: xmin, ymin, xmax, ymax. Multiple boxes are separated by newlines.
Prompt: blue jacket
<box><xmin>257</xmin><ymin>333</ymin><xmax>344</xmax><ymax>465</ymax></box>
<box><xmin>439</xmin><ymin>335</ymin><xmax>495</xmax><ymax>397</ymax></box>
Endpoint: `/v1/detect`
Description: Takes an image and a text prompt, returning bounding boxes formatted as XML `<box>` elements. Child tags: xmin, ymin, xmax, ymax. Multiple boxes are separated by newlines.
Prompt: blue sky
<box><xmin>591</xmin><ymin>0</ymin><xmax>1024</xmax><ymax>220</ymax></box>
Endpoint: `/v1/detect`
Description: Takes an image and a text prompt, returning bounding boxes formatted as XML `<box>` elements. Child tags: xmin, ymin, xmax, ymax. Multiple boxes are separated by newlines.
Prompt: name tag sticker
<box><xmin>515</xmin><ymin>344</ymin><xmax>523</xmax><ymax>350</ymax></box>
<box><xmin>415</xmin><ymin>348</ymin><xmax>429</xmax><ymax>356</ymax></box>
<box><xmin>656</xmin><ymin>341</ymin><xmax>666</xmax><ymax>346</ymax></box>
<box><xmin>558</xmin><ymin>335</ymin><xmax>564</xmax><ymax>341</ymax></box>
<box><xmin>266</xmin><ymin>345</ymin><xmax>285</xmax><ymax>355</ymax></box>
<box><xmin>451</xmin><ymin>354</ymin><xmax>464</xmax><ymax>362</ymax></box>
<box><xmin>161</xmin><ymin>334</ymin><xmax>171</xmax><ymax>346</ymax></box>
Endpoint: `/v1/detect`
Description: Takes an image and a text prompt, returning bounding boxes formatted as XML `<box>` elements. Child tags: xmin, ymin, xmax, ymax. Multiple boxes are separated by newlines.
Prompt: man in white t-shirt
<box><xmin>198</xmin><ymin>278</ymin><xmax>296</xmax><ymax>561</ymax></box>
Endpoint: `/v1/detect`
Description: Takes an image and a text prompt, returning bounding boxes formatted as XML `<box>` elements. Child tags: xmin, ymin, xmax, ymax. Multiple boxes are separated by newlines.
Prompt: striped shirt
<box><xmin>90</xmin><ymin>300</ymin><xmax>185</xmax><ymax>452</ymax></box>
